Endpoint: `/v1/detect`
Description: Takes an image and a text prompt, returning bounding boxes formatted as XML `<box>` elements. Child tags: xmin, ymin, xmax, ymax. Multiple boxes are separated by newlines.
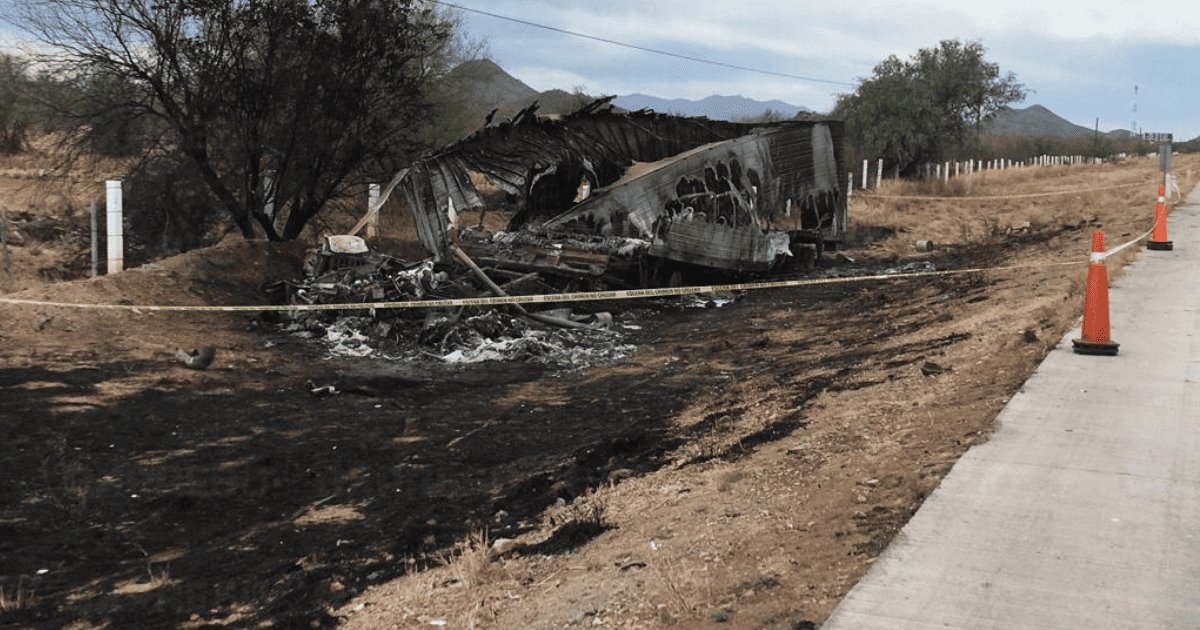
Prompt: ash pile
<box><xmin>273</xmin><ymin>235</ymin><xmax>636</xmax><ymax>368</ymax></box>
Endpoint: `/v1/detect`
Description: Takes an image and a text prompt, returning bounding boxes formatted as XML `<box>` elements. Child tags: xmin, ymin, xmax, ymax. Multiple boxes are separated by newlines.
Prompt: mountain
<box><xmin>984</xmin><ymin>105</ymin><xmax>1096</xmax><ymax>137</ymax></box>
<box><xmin>612</xmin><ymin>93</ymin><xmax>810</xmax><ymax>121</ymax></box>
<box><xmin>447</xmin><ymin>58</ymin><xmax>538</xmax><ymax>107</ymax></box>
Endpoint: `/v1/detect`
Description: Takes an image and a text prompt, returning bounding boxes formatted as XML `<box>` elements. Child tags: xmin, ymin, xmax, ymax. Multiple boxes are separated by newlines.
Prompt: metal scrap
<box><xmin>276</xmin><ymin>240</ymin><xmax>627</xmax><ymax>367</ymax></box>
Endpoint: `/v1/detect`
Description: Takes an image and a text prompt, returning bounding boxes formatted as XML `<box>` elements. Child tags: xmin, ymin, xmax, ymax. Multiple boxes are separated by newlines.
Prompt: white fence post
<box><xmin>862</xmin><ymin>160</ymin><xmax>868</xmax><ymax>189</ymax></box>
<box><xmin>876</xmin><ymin>159</ymin><xmax>883</xmax><ymax>188</ymax></box>
<box><xmin>105</xmin><ymin>180</ymin><xmax>123</xmax><ymax>274</ymax></box>
<box><xmin>367</xmin><ymin>183</ymin><xmax>381</xmax><ymax>239</ymax></box>
<box><xmin>847</xmin><ymin>172</ymin><xmax>853</xmax><ymax>198</ymax></box>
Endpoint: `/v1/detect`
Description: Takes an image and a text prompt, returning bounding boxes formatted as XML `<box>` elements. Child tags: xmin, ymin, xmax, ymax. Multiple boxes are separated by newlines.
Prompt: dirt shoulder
<box><xmin>0</xmin><ymin>155</ymin><xmax>1194</xmax><ymax>628</ymax></box>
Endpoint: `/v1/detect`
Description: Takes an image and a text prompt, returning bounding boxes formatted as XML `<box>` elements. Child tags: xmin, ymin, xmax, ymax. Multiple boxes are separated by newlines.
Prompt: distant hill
<box><xmin>985</xmin><ymin>105</ymin><xmax>1111</xmax><ymax>137</ymax></box>
<box><xmin>447</xmin><ymin>58</ymin><xmax>538</xmax><ymax>107</ymax></box>
<box><xmin>612</xmin><ymin>93</ymin><xmax>810</xmax><ymax>121</ymax></box>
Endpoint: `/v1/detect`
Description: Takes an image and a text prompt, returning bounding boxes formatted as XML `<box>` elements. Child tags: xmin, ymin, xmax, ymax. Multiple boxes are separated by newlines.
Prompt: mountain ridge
<box><xmin>611</xmin><ymin>93</ymin><xmax>811</xmax><ymax>120</ymax></box>
<box><xmin>449</xmin><ymin>58</ymin><xmax>1117</xmax><ymax>138</ymax></box>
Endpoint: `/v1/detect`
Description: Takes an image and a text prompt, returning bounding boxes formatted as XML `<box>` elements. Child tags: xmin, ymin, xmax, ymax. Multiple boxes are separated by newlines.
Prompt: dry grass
<box><xmin>438</xmin><ymin>529</ymin><xmax>495</xmax><ymax>589</ymax></box>
<box><xmin>0</xmin><ymin>578</ymin><xmax>37</xmax><ymax>613</ymax></box>
<box><xmin>852</xmin><ymin>156</ymin><xmax>1188</xmax><ymax>258</ymax></box>
<box><xmin>646</xmin><ymin>553</ymin><xmax>715</xmax><ymax>623</ymax></box>
<box><xmin>545</xmin><ymin>489</ymin><xmax>609</xmax><ymax>530</ymax></box>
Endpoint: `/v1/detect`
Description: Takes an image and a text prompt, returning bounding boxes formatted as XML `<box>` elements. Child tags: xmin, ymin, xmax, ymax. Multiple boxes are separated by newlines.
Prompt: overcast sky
<box><xmin>2</xmin><ymin>1</ymin><xmax>1197</xmax><ymax>138</ymax></box>
<box><xmin>451</xmin><ymin>0</ymin><xmax>1200</xmax><ymax>139</ymax></box>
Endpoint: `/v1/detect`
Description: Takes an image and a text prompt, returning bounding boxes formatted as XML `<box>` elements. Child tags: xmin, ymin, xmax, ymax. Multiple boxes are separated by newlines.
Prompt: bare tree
<box><xmin>15</xmin><ymin>0</ymin><xmax>459</xmax><ymax>240</ymax></box>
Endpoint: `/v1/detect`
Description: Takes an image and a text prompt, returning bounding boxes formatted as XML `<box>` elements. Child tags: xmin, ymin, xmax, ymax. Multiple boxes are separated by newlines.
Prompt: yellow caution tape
<box><xmin>0</xmin><ymin>260</ymin><xmax>1089</xmax><ymax>313</ymax></box>
<box><xmin>0</xmin><ymin>220</ymin><xmax>1156</xmax><ymax>315</ymax></box>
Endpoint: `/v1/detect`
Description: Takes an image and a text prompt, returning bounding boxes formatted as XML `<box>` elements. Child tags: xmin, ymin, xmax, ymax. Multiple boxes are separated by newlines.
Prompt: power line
<box><xmin>427</xmin><ymin>0</ymin><xmax>856</xmax><ymax>87</ymax></box>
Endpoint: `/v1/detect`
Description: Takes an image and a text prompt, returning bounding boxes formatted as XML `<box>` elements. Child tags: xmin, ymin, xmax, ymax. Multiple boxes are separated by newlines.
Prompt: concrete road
<box><xmin>823</xmin><ymin>186</ymin><xmax>1200</xmax><ymax>629</ymax></box>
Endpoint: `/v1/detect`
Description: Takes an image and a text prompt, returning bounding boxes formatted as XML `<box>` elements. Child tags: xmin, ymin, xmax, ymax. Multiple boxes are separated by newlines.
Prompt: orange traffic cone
<box><xmin>1148</xmin><ymin>185</ymin><xmax>1173</xmax><ymax>250</ymax></box>
<box><xmin>1073</xmin><ymin>230</ymin><xmax>1119</xmax><ymax>355</ymax></box>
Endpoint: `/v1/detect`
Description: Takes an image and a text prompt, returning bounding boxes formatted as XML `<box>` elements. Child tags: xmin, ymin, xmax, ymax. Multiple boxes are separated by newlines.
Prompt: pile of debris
<box><xmin>272</xmin><ymin>235</ymin><xmax>635</xmax><ymax>367</ymax></box>
<box><xmin>269</xmin><ymin>100</ymin><xmax>851</xmax><ymax>364</ymax></box>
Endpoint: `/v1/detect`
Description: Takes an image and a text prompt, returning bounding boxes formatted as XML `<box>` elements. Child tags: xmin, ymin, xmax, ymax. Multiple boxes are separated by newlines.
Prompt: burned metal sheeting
<box><xmin>394</xmin><ymin>98</ymin><xmax>847</xmax><ymax>273</ymax></box>
<box><xmin>547</xmin><ymin>125</ymin><xmax>845</xmax><ymax>272</ymax></box>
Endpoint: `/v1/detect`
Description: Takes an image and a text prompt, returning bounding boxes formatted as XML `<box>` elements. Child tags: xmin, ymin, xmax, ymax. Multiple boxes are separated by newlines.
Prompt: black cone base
<box><xmin>1147</xmin><ymin>240</ymin><xmax>1173</xmax><ymax>251</ymax></box>
<box><xmin>1072</xmin><ymin>338</ymin><xmax>1120</xmax><ymax>356</ymax></box>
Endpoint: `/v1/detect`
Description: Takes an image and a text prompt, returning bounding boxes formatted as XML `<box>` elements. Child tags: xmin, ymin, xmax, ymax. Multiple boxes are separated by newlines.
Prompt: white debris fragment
<box><xmin>326</xmin><ymin>235</ymin><xmax>369</xmax><ymax>254</ymax></box>
<box><xmin>491</xmin><ymin>538</ymin><xmax>517</xmax><ymax>555</ymax></box>
<box><xmin>324</xmin><ymin>318</ymin><xmax>375</xmax><ymax>357</ymax></box>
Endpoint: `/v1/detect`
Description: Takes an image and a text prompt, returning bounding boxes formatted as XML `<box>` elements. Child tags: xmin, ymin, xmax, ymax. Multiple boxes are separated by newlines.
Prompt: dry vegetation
<box><xmin>1</xmin><ymin>152</ymin><xmax>1196</xmax><ymax>628</ymax></box>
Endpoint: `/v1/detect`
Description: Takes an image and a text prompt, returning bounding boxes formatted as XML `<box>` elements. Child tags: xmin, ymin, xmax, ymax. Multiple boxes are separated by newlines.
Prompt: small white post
<box><xmin>367</xmin><ymin>183</ymin><xmax>381</xmax><ymax>239</ymax></box>
<box><xmin>862</xmin><ymin>160</ymin><xmax>868</xmax><ymax>189</ymax></box>
<box><xmin>105</xmin><ymin>180</ymin><xmax>123</xmax><ymax>274</ymax></box>
<box><xmin>847</xmin><ymin>172</ymin><xmax>853</xmax><ymax>198</ymax></box>
<box><xmin>876</xmin><ymin>159</ymin><xmax>883</xmax><ymax>188</ymax></box>
<box><xmin>936</xmin><ymin>163</ymin><xmax>942</xmax><ymax>179</ymax></box>
<box><xmin>943</xmin><ymin>161</ymin><xmax>950</xmax><ymax>182</ymax></box>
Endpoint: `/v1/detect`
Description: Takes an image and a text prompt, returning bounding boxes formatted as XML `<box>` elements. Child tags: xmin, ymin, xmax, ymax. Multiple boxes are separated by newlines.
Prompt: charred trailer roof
<box><xmin>390</xmin><ymin>98</ymin><xmax>846</xmax><ymax>273</ymax></box>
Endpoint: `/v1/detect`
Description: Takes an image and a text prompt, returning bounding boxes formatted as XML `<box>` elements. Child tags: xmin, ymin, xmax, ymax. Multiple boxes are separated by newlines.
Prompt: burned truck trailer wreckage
<box><xmin>392</xmin><ymin>98</ymin><xmax>848</xmax><ymax>283</ymax></box>
<box><xmin>280</xmin><ymin>101</ymin><xmax>848</xmax><ymax>364</ymax></box>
